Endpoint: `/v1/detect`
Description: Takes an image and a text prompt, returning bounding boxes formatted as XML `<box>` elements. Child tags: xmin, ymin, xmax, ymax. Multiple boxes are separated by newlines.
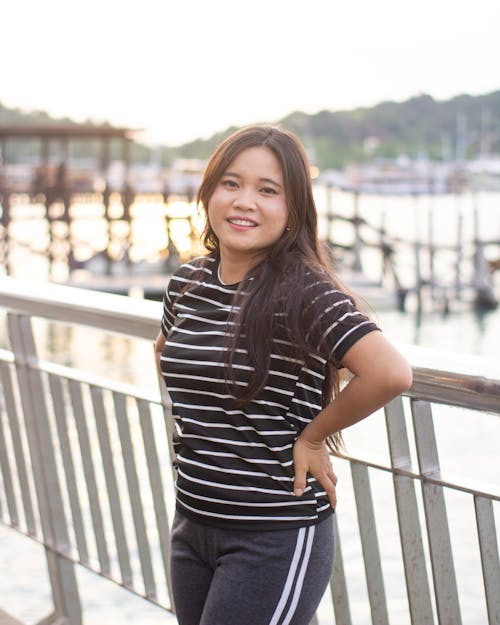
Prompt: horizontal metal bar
<box><xmin>335</xmin><ymin>452</ymin><xmax>500</xmax><ymax>501</ymax></box>
<box><xmin>0</xmin><ymin>277</ymin><xmax>161</xmax><ymax>340</ymax></box>
<box><xmin>407</xmin><ymin>367</ymin><xmax>500</xmax><ymax>414</ymax></box>
<box><xmin>36</xmin><ymin>360</ymin><xmax>161</xmax><ymax>405</ymax></box>
<box><xmin>401</xmin><ymin>344</ymin><xmax>500</xmax><ymax>413</ymax></box>
<box><xmin>1</xmin><ymin>279</ymin><xmax>499</xmax><ymax>414</ymax></box>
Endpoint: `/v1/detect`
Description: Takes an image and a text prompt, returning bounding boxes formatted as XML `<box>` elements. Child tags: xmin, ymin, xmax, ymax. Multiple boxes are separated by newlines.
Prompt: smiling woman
<box><xmin>153</xmin><ymin>125</ymin><xmax>412</xmax><ymax>625</ymax></box>
<box><xmin>207</xmin><ymin>146</ymin><xmax>288</xmax><ymax>283</ymax></box>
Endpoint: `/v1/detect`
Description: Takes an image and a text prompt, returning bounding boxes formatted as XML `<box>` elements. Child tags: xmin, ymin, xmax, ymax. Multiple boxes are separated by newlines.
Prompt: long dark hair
<box><xmin>197</xmin><ymin>125</ymin><xmax>345</xmax><ymax>451</ymax></box>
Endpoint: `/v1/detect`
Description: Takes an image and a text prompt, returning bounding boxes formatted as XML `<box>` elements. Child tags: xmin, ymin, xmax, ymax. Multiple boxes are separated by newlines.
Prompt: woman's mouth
<box><xmin>227</xmin><ymin>218</ymin><xmax>257</xmax><ymax>228</ymax></box>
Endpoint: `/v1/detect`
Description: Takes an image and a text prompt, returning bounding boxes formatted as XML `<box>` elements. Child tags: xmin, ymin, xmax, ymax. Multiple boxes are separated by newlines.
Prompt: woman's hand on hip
<box><xmin>293</xmin><ymin>437</ymin><xmax>337</xmax><ymax>508</ymax></box>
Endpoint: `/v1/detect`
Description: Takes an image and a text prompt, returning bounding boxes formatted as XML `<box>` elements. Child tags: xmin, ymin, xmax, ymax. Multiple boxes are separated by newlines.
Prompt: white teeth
<box><xmin>228</xmin><ymin>219</ymin><xmax>256</xmax><ymax>226</ymax></box>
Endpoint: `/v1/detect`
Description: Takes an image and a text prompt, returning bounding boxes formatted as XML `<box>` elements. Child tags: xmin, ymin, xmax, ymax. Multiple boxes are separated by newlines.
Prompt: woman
<box><xmin>154</xmin><ymin>125</ymin><xmax>412</xmax><ymax>625</ymax></box>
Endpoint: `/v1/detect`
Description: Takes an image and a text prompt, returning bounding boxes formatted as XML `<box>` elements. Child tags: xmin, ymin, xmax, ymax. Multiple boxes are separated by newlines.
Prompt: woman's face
<box><xmin>207</xmin><ymin>146</ymin><xmax>288</xmax><ymax>264</ymax></box>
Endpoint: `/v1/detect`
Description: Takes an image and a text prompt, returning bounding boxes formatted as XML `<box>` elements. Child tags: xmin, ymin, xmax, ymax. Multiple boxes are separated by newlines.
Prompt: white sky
<box><xmin>1</xmin><ymin>0</ymin><xmax>499</xmax><ymax>146</ymax></box>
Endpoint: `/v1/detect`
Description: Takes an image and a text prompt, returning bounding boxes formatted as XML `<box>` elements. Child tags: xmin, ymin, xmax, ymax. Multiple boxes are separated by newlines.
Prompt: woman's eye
<box><xmin>222</xmin><ymin>179</ymin><xmax>238</xmax><ymax>188</ymax></box>
<box><xmin>261</xmin><ymin>186</ymin><xmax>277</xmax><ymax>195</ymax></box>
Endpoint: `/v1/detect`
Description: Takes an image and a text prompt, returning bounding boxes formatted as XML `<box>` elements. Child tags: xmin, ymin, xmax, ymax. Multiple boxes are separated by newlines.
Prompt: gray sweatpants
<box><xmin>170</xmin><ymin>511</ymin><xmax>334</xmax><ymax>625</ymax></box>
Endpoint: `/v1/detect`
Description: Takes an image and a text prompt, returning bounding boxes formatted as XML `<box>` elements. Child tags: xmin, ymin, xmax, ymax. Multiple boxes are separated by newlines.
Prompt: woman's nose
<box><xmin>232</xmin><ymin>187</ymin><xmax>257</xmax><ymax>210</ymax></box>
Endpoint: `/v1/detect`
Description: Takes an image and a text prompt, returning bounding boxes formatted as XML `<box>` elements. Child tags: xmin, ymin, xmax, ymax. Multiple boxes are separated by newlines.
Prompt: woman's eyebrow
<box><xmin>224</xmin><ymin>171</ymin><xmax>283</xmax><ymax>189</ymax></box>
<box><xmin>260</xmin><ymin>177</ymin><xmax>283</xmax><ymax>189</ymax></box>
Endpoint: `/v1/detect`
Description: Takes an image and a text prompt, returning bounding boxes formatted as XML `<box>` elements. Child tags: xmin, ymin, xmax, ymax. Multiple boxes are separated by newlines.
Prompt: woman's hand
<box><xmin>293</xmin><ymin>437</ymin><xmax>337</xmax><ymax>508</ymax></box>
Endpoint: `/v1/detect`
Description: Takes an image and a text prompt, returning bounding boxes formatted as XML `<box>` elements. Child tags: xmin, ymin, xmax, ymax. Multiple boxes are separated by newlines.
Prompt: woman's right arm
<box><xmin>154</xmin><ymin>331</ymin><xmax>166</xmax><ymax>375</ymax></box>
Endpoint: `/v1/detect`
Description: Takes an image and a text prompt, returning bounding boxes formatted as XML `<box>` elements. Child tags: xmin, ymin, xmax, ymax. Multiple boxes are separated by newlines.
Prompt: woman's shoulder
<box><xmin>302</xmin><ymin>264</ymin><xmax>350</xmax><ymax>298</ymax></box>
<box><xmin>170</xmin><ymin>254</ymin><xmax>216</xmax><ymax>281</ymax></box>
<box><xmin>163</xmin><ymin>254</ymin><xmax>216</xmax><ymax>298</ymax></box>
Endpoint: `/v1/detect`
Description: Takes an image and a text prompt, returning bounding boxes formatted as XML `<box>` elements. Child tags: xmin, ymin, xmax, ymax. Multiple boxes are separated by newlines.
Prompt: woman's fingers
<box><xmin>293</xmin><ymin>437</ymin><xmax>338</xmax><ymax>507</ymax></box>
<box><xmin>318</xmin><ymin>472</ymin><xmax>337</xmax><ymax>508</ymax></box>
<box><xmin>293</xmin><ymin>462</ymin><xmax>307</xmax><ymax>497</ymax></box>
<box><xmin>330</xmin><ymin>469</ymin><xmax>338</xmax><ymax>486</ymax></box>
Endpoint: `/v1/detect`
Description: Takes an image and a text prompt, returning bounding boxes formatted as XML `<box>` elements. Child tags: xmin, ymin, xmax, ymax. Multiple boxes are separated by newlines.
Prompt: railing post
<box><xmin>7</xmin><ymin>312</ymin><xmax>82</xmax><ymax>625</ymax></box>
<box><xmin>411</xmin><ymin>399</ymin><xmax>462</xmax><ymax>625</ymax></box>
<box><xmin>329</xmin><ymin>512</ymin><xmax>353</xmax><ymax>625</ymax></box>
<box><xmin>385</xmin><ymin>397</ymin><xmax>434</xmax><ymax>625</ymax></box>
<box><xmin>474</xmin><ymin>496</ymin><xmax>500</xmax><ymax>625</ymax></box>
<box><xmin>351</xmin><ymin>462</ymin><xmax>389</xmax><ymax>625</ymax></box>
<box><xmin>352</xmin><ymin>191</ymin><xmax>363</xmax><ymax>272</ymax></box>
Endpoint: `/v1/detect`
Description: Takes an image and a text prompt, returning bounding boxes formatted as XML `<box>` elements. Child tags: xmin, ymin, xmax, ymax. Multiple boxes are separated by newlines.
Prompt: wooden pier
<box><xmin>0</xmin><ymin>124</ymin><xmax>200</xmax><ymax>296</ymax></box>
<box><xmin>322</xmin><ymin>185</ymin><xmax>499</xmax><ymax>313</ymax></box>
<box><xmin>1</xmin><ymin>125</ymin><xmax>499</xmax><ymax>311</ymax></box>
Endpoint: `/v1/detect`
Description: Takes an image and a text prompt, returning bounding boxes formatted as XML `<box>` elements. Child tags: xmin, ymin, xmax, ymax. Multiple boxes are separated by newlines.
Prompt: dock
<box><xmin>1</xmin><ymin>124</ymin><xmax>499</xmax><ymax>314</ymax></box>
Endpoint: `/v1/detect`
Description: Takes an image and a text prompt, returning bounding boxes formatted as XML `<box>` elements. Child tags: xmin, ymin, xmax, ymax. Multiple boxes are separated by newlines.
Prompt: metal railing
<box><xmin>0</xmin><ymin>277</ymin><xmax>498</xmax><ymax>625</ymax></box>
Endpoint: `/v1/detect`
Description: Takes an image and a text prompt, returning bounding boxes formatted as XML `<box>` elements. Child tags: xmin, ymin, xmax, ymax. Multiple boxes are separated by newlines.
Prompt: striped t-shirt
<box><xmin>160</xmin><ymin>255</ymin><xmax>379</xmax><ymax>530</ymax></box>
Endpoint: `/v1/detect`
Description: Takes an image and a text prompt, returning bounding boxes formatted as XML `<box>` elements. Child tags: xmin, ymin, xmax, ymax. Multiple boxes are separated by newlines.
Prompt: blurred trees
<box><xmin>2</xmin><ymin>89</ymin><xmax>500</xmax><ymax>169</ymax></box>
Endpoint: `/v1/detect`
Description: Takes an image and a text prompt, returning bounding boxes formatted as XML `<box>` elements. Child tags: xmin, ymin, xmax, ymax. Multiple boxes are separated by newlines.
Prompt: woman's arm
<box><xmin>293</xmin><ymin>331</ymin><xmax>413</xmax><ymax>504</ymax></box>
<box><xmin>154</xmin><ymin>331</ymin><xmax>167</xmax><ymax>375</ymax></box>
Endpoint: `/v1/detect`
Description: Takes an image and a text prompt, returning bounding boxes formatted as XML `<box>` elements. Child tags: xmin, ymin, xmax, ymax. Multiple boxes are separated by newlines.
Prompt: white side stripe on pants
<box><xmin>268</xmin><ymin>525</ymin><xmax>316</xmax><ymax>625</ymax></box>
<box><xmin>282</xmin><ymin>525</ymin><xmax>316</xmax><ymax>625</ymax></box>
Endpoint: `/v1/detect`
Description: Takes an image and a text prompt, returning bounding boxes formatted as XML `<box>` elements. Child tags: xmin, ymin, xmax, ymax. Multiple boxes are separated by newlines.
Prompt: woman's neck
<box><xmin>218</xmin><ymin>252</ymin><xmax>263</xmax><ymax>284</ymax></box>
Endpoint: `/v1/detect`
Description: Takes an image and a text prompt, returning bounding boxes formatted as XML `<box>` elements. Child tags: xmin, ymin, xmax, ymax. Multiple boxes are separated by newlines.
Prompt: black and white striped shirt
<box><xmin>160</xmin><ymin>255</ymin><xmax>379</xmax><ymax>530</ymax></box>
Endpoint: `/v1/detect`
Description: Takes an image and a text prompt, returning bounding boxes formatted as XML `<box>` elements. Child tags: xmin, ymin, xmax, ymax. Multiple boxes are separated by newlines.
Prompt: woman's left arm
<box><xmin>293</xmin><ymin>331</ymin><xmax>413</xmax><ymax>503</ymax></box>
<box><xmin>154</xmin><ymin>331</ymin><xmax>167</xmax><ymax>375</ymax></box>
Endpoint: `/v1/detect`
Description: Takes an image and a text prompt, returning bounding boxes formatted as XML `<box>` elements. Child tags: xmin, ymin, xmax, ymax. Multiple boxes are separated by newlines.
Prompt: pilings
<box><xmin>472</xmin><ymin>206</ymin><xmax>499</xmax><ymax>310</ymax></box>
<box><xmin>0</xmin><ymin>123</ymin><xmax>140</xmax><ymax>280</ymax></box>
<box><xmin>0</xmin><ymin>191</ymin><xmax>11</xmax><ymax>274</ymax></box>
<box><xmin>324</xmin><ymin>189</ymin><xmax>499</xmax><ymax>313</ymax></box>
<box><xmin>1</xmin><ymin>175</ymin><xmax>499</xmax><ymax>312</ymax></box>
<box><xmin>0</xmin><ymin>184</ymin><xmax>197</xmax><ymax>290</ymax></box>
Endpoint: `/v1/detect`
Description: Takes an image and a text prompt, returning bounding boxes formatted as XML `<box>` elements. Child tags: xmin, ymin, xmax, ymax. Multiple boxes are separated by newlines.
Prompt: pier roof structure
<box><xmin>0</xmin><ymin>124</ymin><xmax>138</xmax><ymax>140</ymax></box>
<box><xmin>0</xmin><ymin>123</ymin><xmax>142</xmax><ymax>234</ymax></box>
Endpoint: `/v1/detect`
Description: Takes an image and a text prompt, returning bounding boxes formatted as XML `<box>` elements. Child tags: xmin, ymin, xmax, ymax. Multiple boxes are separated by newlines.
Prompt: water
<box><xmin>4</xmin><ymin>187</ymin><xmax>500</xmax><ymax>358</ymax></box>
<box><xmin>1</xmin><ymin>190</ymin><xmax>499</xmax><ymax>624</ymax></box>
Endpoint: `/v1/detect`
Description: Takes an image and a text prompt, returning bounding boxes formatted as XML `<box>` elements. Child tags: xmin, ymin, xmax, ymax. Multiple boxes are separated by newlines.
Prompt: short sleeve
<box><xmin>304</xmin><ymin>275</ymin><xmax>380</xmax><ymax>367</ymax></box>
<box><xmin>159</xmin><ymin>255</ymin><xmax>214</xmax><ymax>337</ymax></box>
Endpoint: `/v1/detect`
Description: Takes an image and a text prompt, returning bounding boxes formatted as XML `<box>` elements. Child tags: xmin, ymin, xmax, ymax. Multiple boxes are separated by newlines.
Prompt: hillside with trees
<box><xmin>1</xmin><ymin>89</ymin><xmax>499</xmax><ymax>169</ymax></box>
